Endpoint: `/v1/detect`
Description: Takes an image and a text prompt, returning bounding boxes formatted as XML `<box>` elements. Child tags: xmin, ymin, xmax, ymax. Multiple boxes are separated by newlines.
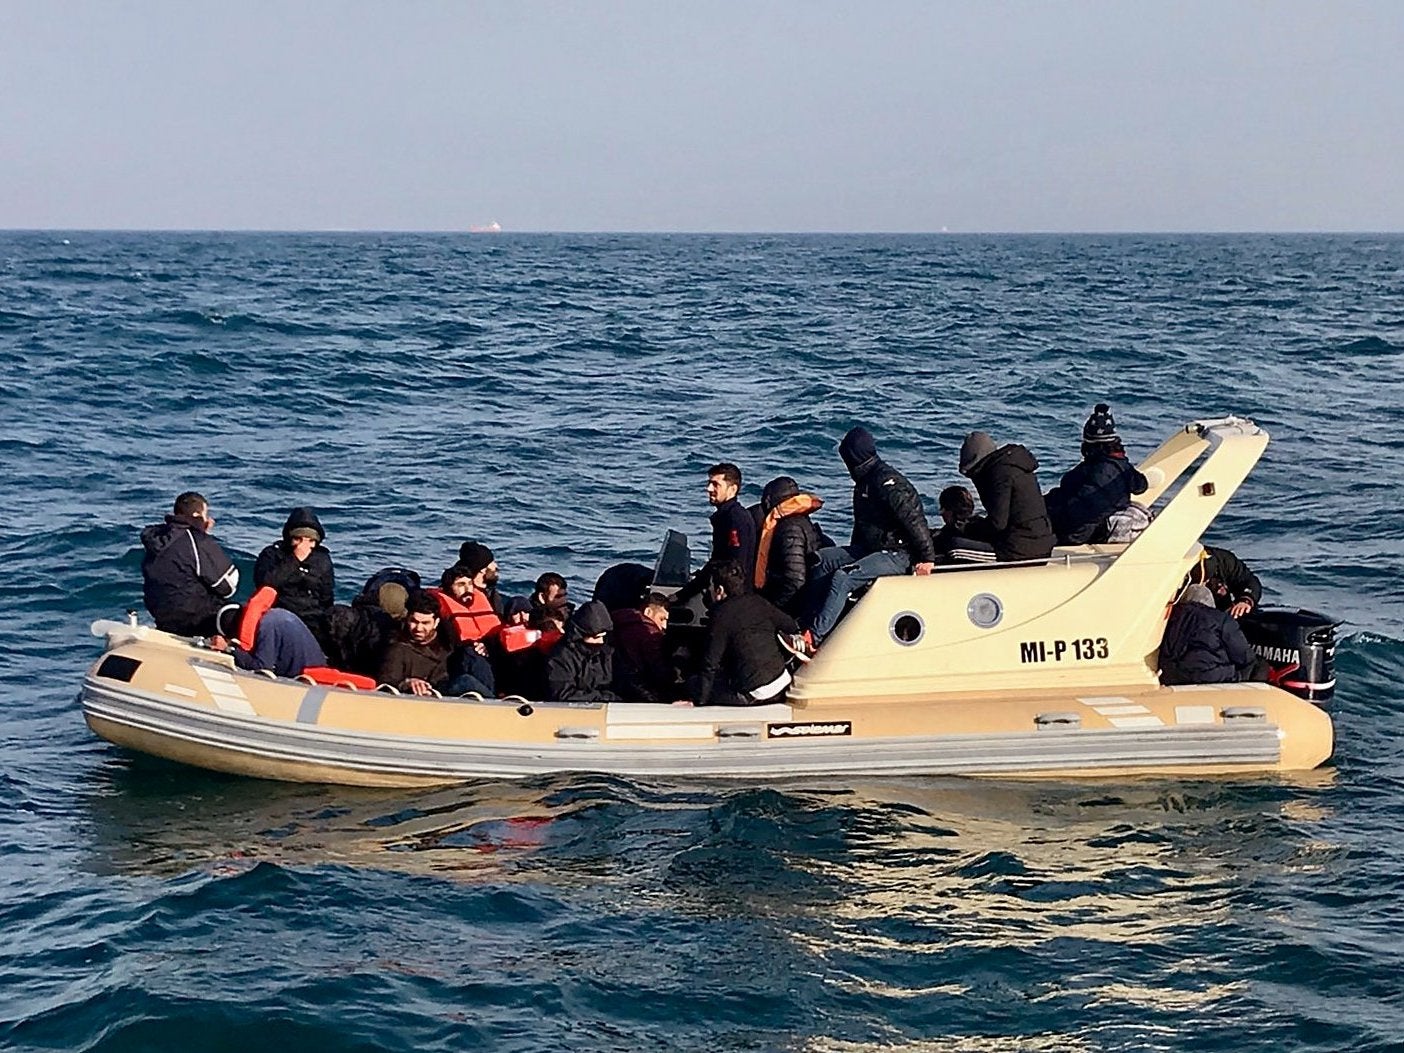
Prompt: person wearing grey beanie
<box><xmin>958</xmin><ymin>431</ymin><xmax>1055</xmax><ymax>562</ymax></box>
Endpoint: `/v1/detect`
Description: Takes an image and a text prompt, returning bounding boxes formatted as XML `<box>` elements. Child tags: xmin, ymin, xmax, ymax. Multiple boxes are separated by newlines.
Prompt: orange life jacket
<box><xmin>298</xmin><ymin>666</ymin><xmax>378</xmax><ymax>690</ymax></box>
<box><xmin>428</xmin><ymin>587</ymin><xmax>503</xmax><ymax>644</ymax></box>
<box><xmin>499</xmin><ymin>623</ymin><xmax>565</xmax><ymax>654</ymax></box>
<box><xmin>236</xmin><ymin>586</ymin><xmax>279</xmax><ymax>649</ymax></box>
<box><xmin>753</xmin><ymin>493</ymin><xmax>825</xmax><ymax>590</ymax></box>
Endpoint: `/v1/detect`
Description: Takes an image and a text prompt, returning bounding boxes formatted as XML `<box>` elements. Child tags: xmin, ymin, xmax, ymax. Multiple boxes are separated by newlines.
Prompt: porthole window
<box><xmin>967</xmin><ymin>593</ymin><xmax>1003</xmax><ymax>628</ymax></box>
<box><xmin>890</xmin><ymin>611</ymin><xmax>925</xmax><ymax>645</ymax></box>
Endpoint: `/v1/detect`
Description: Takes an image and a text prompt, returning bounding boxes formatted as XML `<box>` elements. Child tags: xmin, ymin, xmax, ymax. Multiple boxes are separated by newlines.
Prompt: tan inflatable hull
<box><xmin>81</xmin><ymin>633</ymin><xmax>1333</xmax><ymax>788</ymax></box>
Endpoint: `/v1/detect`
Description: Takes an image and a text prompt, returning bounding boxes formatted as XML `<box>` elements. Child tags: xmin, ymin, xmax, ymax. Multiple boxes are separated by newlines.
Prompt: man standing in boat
<box><xmin>140</xmin><ymin>491</ymin><xmax>240</xmax><ymax>636</ymax></box>
<box><xmin>671</xmin><ymin>462</ymin><xmax>758</xmax><ymax>607</ymax></box>
<box><xmin>806</xmin><ymin>428</ymin><xmax>936</xmax><ymax>644</ymax></box>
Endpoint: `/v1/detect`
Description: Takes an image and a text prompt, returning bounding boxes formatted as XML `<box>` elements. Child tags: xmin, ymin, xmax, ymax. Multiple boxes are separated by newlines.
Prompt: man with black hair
<box><xmin>931</xmin><ymin>485</ymin><xmax>996</xmax><ymax>564</ymax></box>
<box><xmin>672</xmin><ymin>462</ymin><xmax>758</xmax><ymax>605</ymax></box>
<box><xmin>141</xmin><ymin>491</ymin><xmax>240</xmax><ymax>636</ymax></box>
<box><xmin>689</xmin><ymin>560</ymin><xmax>801</xmax><ymax>707</ymax></box>
<box><xmin>378</xmin><ymin>591</ymin><xmax>455</xmax><ymax>696</ymax></box>
<box><xmin>806</xmin><ymin>428</ymin><xmax>936</xmax><ymax>643</ymax></box>
<box><xmin>531</xmin><ymin>572</ymin><xmax>572</xmax><ymax>622</ymax></box>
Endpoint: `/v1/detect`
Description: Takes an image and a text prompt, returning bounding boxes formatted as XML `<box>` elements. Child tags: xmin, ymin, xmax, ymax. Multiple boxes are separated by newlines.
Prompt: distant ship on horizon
<box><xmin>469</xmin><ymin>221</ymin><xmax>502</xmax><ymax>233</ymax></box>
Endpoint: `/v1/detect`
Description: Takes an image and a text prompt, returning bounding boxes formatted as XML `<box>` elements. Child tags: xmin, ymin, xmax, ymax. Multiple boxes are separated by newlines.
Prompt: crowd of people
<box><xmin>137</xmin><ymin>403</ymin><xmax>1269</xmax><ymax>706</ymax></box>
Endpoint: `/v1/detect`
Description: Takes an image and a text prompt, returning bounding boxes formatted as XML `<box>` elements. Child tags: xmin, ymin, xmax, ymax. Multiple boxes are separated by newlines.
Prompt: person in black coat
<box><xmin>806</xmin><ymin>428</ymin><xmax>937</xmax><ymax>642</ymax></box>
<box><xmin>756</xmin><ymin>475</ymin><xmax>833</xmax><ymax>615</ymax></box>
<box><xmin>958</xmin><ymin>431</ymin><xmax>1056</xmax><ymax>562</ymax></box>
<box><xmin>1044</xmin><ymin>404</ymin><xmax>1150</xmax><ymax>545</ymax></box>
<box><xmin>1159</xmin><ymin>584</ymin><xmax>1269</xmax><ymax>684</ymax></box>
<box><xmin>141</xmin><ymin>491</ymin><xmax>240</xmax><ymax>636</ymax></box>
<box><xmin>546</xmin><ymin>601</ymin><xmax>621</xmax><ymax>703</ymax></box>
<box><xmin>1190</xmin><ymin>545</ymin><xmax>1263</xmax><ymax>619</ymax></box>
<box><xmin>254</xmin><ymin>507</ymin><xmax>335</xmax><ymax>643</ymax></box>
<box><xmin>931</xmin><ymin>485</ymin><xmax>997</xmax><ymax>564</ymax></box>
<box><xmin>690</xmin><ymin>561</ymin><xmax>800</xmax><ymax>707</ymax></box>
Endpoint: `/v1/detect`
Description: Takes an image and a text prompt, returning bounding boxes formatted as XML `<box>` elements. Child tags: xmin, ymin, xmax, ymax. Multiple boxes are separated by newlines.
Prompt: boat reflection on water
<box><xmin>76</xmin><ymin>756</ymin><xmax>1342</xmax><ymax>1047</ymax></box>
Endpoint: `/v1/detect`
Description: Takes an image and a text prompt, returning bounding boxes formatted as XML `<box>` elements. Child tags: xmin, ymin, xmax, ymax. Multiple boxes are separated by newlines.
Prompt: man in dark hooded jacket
<box><xmin>958</xmin><ymin>431</ymin><xmax>1056</xmax><ymax>562</ymax></box>
<box><xmin>807</xmin><ymin>428</ymin><xmax>936</xmax><ymax>643</ymax></box>
<box><xmin>690</xmin><ymin>560</ymin><xmax>800</xmax><ymax>707</ymax></box>
<box><xmin>141</xmin><ymin>491</ymin><xmax>240</xmax><ymax>636</ymax></box>
<box><xmin>546</xmin><ymin>601</ymin><xmax>621</xmax><ymax>703</ymax></box>
<box><xmin>254</xmin><ymin>507</ymin><xmax>335</xmax><ymax>642</ymax></box>
<box><xmin>755</xmin><ymin>475</ymin><xmax>833</xmax><ymax>615</ymax></box>
<box><xmin>1043</xmin><ymin>404</ymin><xmax>1150</xmax><ymax>545</ymax></box>
<box><xmin>1160</xmin><ymin>584</ymin><xmax>1269</xmax><ymax>684</ymax></box>
<box><xmin>1189</xmin><ymin>545</ymin><xmax>1262</xmax><ymax>619</ymax></box>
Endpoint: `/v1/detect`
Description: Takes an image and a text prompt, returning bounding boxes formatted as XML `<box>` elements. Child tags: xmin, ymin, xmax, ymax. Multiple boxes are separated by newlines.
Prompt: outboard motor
<box><xmin>1239</xmin><ymin>607</ymin><xmax>1338</xmax><ymax>703</ymax></box>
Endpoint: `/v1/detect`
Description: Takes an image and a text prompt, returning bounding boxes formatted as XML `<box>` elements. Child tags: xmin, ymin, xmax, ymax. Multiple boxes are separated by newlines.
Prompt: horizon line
<box><xmin>2</xmin><ymin>226</ymin><xmax>1403</xmax><ymax>237</ymax></box>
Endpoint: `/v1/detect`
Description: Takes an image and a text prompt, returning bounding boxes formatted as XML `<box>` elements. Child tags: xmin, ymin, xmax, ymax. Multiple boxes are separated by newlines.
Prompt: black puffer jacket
<box><xmin>1192</xmin><ymin>546</ymin><xmax>1263</xmax><ymax>611</ymax></box>
<box><xmin>966</xmin><ymin>445</ymin><xmax>1055</xmax><ymax>562</ymax></box>
<box><xmin>254</xmin><ymin>508</ymin><xmax>335</xmax><ymax>632</ymax></box>
<box><xmin>1160</xmin><ymin>600</ymin><xmax>1258</xmax><ymax>684</ymax></box>
<box><xmin>762</xmin><ymin>513</ymin><xmax>833</xmax><ymax>612</ymax></box>
<box><xmin>840</xmin><ymin>430</ymin><xmax>936</xmax><ymax>563</ymax></box>
<box><xmin>140</xmin><ymin>514</ymin><xmax>239</xmax><ymax>636</ymax></box>
<box><xmin>695</xmin><ymin>593</ymin><xmax>799</xmax><ymax>707</ymax></box>
<box><xmin>1044</xmin><ymin>450</ymin><xmax>1149</xmax><ymax>545</ymax></box>
<box><xmin>546</xmin><ymin>601</ymin><xmax>621</xmax><ymax>703</ymax></box>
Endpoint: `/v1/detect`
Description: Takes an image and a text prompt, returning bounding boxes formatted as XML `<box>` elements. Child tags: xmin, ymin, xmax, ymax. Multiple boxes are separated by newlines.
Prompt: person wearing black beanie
<box><xmin>1044</xmin><ymin>403</ymin><xmax>1149</xmax><ymax>545</ymax></box>
<box><xmin>457</xmin><ymin>540</ymin><xmax>505</xmax><ymax>615</ymax></box>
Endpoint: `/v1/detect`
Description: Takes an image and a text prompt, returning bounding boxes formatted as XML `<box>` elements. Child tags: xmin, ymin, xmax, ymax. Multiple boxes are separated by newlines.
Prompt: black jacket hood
<box><xmin>839</xmin><ymin>427</ymin><xmax>879</xmax><ymax>478</ymax></box>
<box><xmin>570</xmin><ymin>600</ymin><xmax>614</xmax><ymax>638</ymax></box>
<box><xmin>281</xmin><ymin>507</ymin><xmax>326</xmax><ymax>543</ymax></box>
<box><xmin>983</xmin><ymin>444</ymin><xmax>1040</xmax><ymax>475</ymax></box>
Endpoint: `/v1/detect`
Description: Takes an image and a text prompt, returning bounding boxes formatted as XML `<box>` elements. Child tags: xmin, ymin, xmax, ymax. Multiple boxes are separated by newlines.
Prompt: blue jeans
<box><xmin>808</xmin><ymin>547</ymin><xmax>911</xmax><ymax>641</ymax></box>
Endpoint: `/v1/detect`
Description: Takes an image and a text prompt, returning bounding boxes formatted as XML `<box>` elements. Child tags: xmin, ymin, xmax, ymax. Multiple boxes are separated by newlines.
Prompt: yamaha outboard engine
<box><xmin>1239</xmin><ymin>607</ymin><xmax>1338</xmax><ymax>703</ymax></box>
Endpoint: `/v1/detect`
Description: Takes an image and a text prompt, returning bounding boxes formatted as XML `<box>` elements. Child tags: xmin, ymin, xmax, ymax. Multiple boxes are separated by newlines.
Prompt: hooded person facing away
<box><xmin>254</xmin><ymin>507</ymin><xmax>335</xmax><ymax>642</ymax></box>
<box><xmin>546</xmin><ymin>601</ymin><xmax>621</xmax><ymax>703</ymax></box>
<box><xmin>141</xmin><ymin>490</ymin><xmax>239</xmax><ymax>636</ymax></box>
<box><xmin>1159</xmin><ymin>584</ymin><xmax>1268</xmax><ymax>684</ymax></box>
<box><xmin>805</xmin><ymin>427</ymin><xmax>936</xmax><ymax>643</ymax></box>
<box><xmin>958</xmin><ymin>431</ymin><xmax>1056</xmax><ymax>563</ymax></box>
<box><xmin>1043</xmin><ymin>403</ymin><xmax>1149</xmax><ymax>545</ymax></box>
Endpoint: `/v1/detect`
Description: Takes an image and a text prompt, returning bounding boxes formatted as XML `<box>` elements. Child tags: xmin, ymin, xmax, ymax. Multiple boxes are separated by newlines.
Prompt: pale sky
<box><xmin>2</xmin><ymin>1</ymin><xmax>1401</xmax><ymax>232</ymax></box>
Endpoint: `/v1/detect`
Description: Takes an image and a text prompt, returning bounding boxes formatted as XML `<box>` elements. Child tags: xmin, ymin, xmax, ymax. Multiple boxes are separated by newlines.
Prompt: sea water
<box><xmin>1</xmin><ymin>232</ymin><xmax>1402</xmax><ymax>1051</ymax></box>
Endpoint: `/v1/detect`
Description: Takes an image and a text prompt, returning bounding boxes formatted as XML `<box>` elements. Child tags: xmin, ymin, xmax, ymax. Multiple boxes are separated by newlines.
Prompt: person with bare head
<box><xmin>612</xmin><ymin>592</ymin><xmax>680</xmax><ymax>701</ymax></box>
<box><xmin>140</xmin><ymin>490</ymin><xmax>239</xmax><ymax>636</ymax></box>
<box><xmin>672</xmin><ymin>462</ymin><xmax>758</xmax><ymax>606</ymax></box>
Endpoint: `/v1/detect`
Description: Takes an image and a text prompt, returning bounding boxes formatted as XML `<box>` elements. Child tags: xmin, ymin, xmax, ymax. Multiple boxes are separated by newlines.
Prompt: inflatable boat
<box><xmin>79</xmin><ymin>416</ymin><xmax>1335</xmax><ymax>787</ymax></box>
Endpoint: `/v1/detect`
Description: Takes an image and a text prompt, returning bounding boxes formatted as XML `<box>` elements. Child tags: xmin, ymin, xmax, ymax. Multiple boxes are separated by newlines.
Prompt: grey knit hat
<box><xmin>958</xmin><ymin>431</ymin><xmax>998</xmax><ymax>476</ymax></box>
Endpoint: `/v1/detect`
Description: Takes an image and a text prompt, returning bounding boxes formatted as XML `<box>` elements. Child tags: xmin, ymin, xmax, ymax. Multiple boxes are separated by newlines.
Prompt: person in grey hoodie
<box><xmin>958</xmin><ymin>431</ymin><xmax>1056</xmax><ymax>562</ymax></box>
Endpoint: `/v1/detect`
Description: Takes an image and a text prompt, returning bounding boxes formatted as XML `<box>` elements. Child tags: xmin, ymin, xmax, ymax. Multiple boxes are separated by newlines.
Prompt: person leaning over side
<box><xmin>1190</xmin><ymin>544</ymin><xmax>1263</xmax><ymax>619</ymax></box>
<box><xmin>806</xmin><ymin>427</ymin><xmax>936</xmax><ymax>644</ymax></box>
<box><xmin>140</xmin><ymin>490</ymin><xmax>240</xmax><ymax>636</ymax></box>
<box><xmin>253</xmin><ymin>506</ymin><xmax>335</xmax><ymax>645</ymax></box>
<box><xmin>686</xmin><ymin>560</ymin><xmax>801</xmax><ymax>707</ymax></box>
<box><xmin>211</xmin><ymin>598</ymin><xmax>326</xmax><ymax>680</ymax></box>
<box><xmin>671</xmin><ymin>462</ymin><xmax>759</xmax><ymax>607</ymax></box>
<box><xmin>958</xmin><ymin>430</ymin><xmax>1056</xmax><ymax>562</ymax></box>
